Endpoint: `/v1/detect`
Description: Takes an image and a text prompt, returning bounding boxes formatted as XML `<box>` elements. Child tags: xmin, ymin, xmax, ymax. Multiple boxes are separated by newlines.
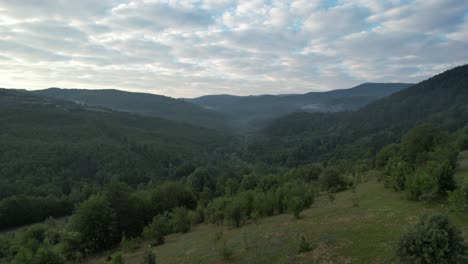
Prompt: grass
<box><xmin>87</xmin><ymin>177</ymin><xmax>468</xmax><ymax>264</ymax></box>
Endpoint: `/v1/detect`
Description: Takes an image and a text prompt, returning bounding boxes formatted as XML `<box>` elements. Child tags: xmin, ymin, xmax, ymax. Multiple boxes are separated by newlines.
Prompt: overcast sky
<box><xmin>0</xmin><ymin>0</ymin><xmax>467</xmax><ymax>97</ymax></box>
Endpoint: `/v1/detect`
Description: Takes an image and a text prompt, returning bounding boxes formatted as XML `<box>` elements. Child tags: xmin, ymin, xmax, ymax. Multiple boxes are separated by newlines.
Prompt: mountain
<box><xmin>186</xmin><ymin>83</ymin><xmax>412</xmax><ymax>129</ymax></box>
<box><xmin>32</xmin><ymin>88</ymin><xmax>227</xmax><ymax>129</ymax></box>
<box><xmin>248</xmin><ymin>65</ymin><xmax>468</xmax><ymax>166</ymax></box>
<box><xmin>0</xmin><ymin>88</ymin><xmax>227</xmax><ymax>201</ymax></box>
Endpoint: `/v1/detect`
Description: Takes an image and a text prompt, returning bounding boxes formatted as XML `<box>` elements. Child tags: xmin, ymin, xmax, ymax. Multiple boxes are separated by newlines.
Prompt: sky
<box><xmin>0</xmin><ymin>0</ymin><xmax>467</xmax><ymax>98</ymax></box>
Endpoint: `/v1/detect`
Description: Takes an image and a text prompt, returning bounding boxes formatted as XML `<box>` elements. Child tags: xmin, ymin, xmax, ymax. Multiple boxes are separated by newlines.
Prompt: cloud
<box><xmin>0</xmin><ymin>0</ymin><xmax>467</xmax><ymax>97</ymax></box>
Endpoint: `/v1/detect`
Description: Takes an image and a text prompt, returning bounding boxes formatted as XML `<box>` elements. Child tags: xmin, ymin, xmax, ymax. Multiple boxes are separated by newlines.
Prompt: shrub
<box><xmin>225</xmin><ymin>199</ymin><xmax>243</xmax><ymax>227</ymax></box>
<box><xmin>396</xmin><ymin>214</ymin><xmax>465</xmax><ymax>264</ymax></box>
<box><xmin>143</xmin><ymin>215</ymin><xmax>170</xmax><ymax>246</ymax></box>
<box><xmin>320</xmin><ymin>168</ymin><xmax>347</xmax><ymax>192</ymax></box>
<box><xmin>68</xmin><ymin>194</ymin><xmax>118</xmax><ymax>253</ymax></box>
<box><xmin>141</xmin><ymin>246</ymin><xmax>156</xmax><ymax>264</ymax></box>
<box><xmin>298</xmin><ymin>235</ymin><xmax>312</xmax><ymax>253</ymax></box>
<box><xmin>286</xmin><ymin>196</ymin><xmax>304</xmax><ymax>219</ymax></box>
<box><xmin>448</xmin><ymin>186</ymin><xmax>468</xmax><ymax>214</ymax></box>
<box><xmin>113</xmin><ymin>253</ymin><xmax>124</xmax><ymax>264</ymax></box>
<box><xmin>170</xmin><ymin>207</ymin><xmax>191</xmax><ymax>233</ymax></box>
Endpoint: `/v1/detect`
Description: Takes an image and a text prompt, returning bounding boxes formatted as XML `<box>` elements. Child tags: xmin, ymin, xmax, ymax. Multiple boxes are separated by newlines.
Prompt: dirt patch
<box><xmin>299</xmin><ymin>242</ymin><xmax>352</xmax><ymax>264</ymax></box>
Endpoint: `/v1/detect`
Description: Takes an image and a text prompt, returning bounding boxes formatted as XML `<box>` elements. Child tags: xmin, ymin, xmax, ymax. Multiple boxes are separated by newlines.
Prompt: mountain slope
<box><xmin>186</xmin><ymin>83</ymin><xmax>412</xmax><ymax>129</ymax></box>
<box><xmin>250</xmin><ymin>65</ymin><xmax>468</xmax><ymax>166</ymax></box>
<box><xmin>32</xmin><ymin>88</ymin><xmax>227</xmax><ymax>129</ymax></box>
<box><xmin>0</xmin><ymin>89</ymin><xmax>226</xmax><ymax>200</ymax></box>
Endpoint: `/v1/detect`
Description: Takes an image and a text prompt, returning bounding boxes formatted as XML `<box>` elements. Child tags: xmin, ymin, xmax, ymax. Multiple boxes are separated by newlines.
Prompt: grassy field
<box><xmin>87</xmin><ymin>159</ymin><xmax>468</xmax><ymax>264</ymax></box>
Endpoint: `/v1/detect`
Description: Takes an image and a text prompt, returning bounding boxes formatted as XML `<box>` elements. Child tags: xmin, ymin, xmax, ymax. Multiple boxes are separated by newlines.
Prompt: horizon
<box><xmin>0</xmin><ymin>1</ymin><xmax>467</xmax><ymax>97</ymax></box>
<box><xmin>2</xmin><ymin>80</ymin><xmax>416</xmax><ymax>99</ymax></box>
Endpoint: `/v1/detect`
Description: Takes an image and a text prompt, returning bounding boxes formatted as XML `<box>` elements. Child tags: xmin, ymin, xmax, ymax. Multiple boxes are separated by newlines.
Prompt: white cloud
<box><xmin>0</xmin><ymin>0</ymin><xmax>467</xmax><ymax>97</ymax></box>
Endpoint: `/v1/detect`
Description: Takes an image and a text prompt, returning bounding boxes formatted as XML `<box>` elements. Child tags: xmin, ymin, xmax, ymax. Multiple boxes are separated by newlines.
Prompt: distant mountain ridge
<box><xmin>250</xmin><ymin>65</ymin><xmax>468</xmax><ymax>166</ymax></box>
<box><xmin>185</xmin><ymin>83</ymin><xmax>413</xmax><ymax>129</ymax></box>
<box><xmin>32</xmin><ymin>88</ymin><xmax>227</xmax><ymax>130</ymax></box>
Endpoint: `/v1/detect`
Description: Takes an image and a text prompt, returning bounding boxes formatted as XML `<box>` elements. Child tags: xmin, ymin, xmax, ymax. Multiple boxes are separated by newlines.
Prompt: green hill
<box><xmin>86</xmin><ymin>173</ymin><xmax>468</xmax><ymax>264</ymax></box>
<box><xmin>32</xmin><ymin>88</ymin><xmax>227</xmax><ymax>130</ymax></box>
<box><xmin>0</xmin><ymin>89</ymin><xmax>227</xmax><ymax>229</ymax></box>
<box><xmin>250</xmin><ymin>65</ymin><xmax>468</xmax><ymax>166</ymax></box>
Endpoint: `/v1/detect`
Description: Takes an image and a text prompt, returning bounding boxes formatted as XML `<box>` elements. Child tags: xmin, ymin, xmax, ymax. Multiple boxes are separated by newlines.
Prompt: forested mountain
<box><xmin>247</xmin><ymin>65</ymin><xmax>468</xmax><ymax>166</ymax></box>
<box><xmin>0</xmin><ymin>89</ymin><xmax>229</xmax><ymax>229</ymax></box>
<box><xmin>32</xmin><ymin>88</ymin><xmax>227</xmax><ymax>129</ymax></box>
<box><xmin>186</xmin><ymin>83</ymin><xmax>412</xmax><ymax>129</ymax></box>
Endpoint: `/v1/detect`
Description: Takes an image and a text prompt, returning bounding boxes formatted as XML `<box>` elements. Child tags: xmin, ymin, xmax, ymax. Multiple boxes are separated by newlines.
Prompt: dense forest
<box><xmin>186</xmin><ymin>83</ymin><xmax>412</xmax><ymax>130</ymax></box>
<box><xmin>0</xmin><ymin>65</ymin><xmax>468</xmax><ymax>263</ymax></box>
<box><xmin>32</xmin><ymin>88</ymin><xmax>227</xmax><ymax>130</ymax></box>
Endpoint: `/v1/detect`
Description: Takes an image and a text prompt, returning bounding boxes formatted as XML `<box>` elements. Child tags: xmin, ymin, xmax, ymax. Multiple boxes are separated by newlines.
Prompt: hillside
<box><xmin>32</xmin><ymin>88</ymin><xmax>227</xmax><ymax>130</ymax></box>
<box><xmin>86</xmin><ymin>176</ymin><xmax>468</xmax><ymax>264</ymax></box>
<box><xmin>0</xmin><ymin>89</ymin><xmax>228</xmax><ymax>229</ymax></box>
<box><xmin>186</xmin><ymin>83</ymin><xmax>412</xmax><ymax>129</ymax></box>
<box><xmin>250</xmin><ymin>65</ymin><xmax>468</xmax><ymax>166</ymax></box>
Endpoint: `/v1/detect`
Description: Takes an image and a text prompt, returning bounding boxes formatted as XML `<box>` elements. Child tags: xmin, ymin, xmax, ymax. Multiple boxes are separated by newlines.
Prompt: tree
<box><xmin>396</xmin><ymin>214</ymin><xmax>465</xmax><ymax>264</ymax></box>
<box><xmin>401</xmin><ymin>123</ymin><xmax>438</xmax><ymax>164</ymax></box>
<box><xmin>225</xmin><ymin>199</ymin><xmax>243</xmax><ymax>227</ymax></box>
<box><xmin>68</xmin><ymin>194</ymin><xmax>118</xmax><ymax>253</ymax></box>
<box><xmin>286</xmin><ymin>196</ymin><xmax>304</xmax><ymax>219</ymax></box>
<box><xmin>170</xmin><ymin>207</ymin><xmax>191</xmax><ymax>233</ymax></box>
<box><xmin>320</xmin><ymin>168</ymin><xmax>347</xmax><ymax>192</ymax></box>
<box><xmin>141</xmin><ymin>246</ymin><xmax>156</xmax><ymax>264</ymax></box>
<box><xmin>143</xmin><ymin>215</ymin><xmax>170</xmax><ymax>245</ymax></box>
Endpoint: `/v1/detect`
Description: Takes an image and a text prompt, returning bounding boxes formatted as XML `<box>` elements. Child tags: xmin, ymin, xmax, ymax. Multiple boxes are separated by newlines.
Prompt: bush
<box><xmin>320</xmin><ymin>168</ymin><xmax>347</xmax><ymax>192</ymax></box>
<box><xmin>225</xmin><ymin>199</ymin><xmax>243</xmax><ymax>227</ymax></box>
<box><xmin>448</xmin><ymin>186</ymin><xmax>468</xmax><ymax>214</ymax></box>
<box><xmin>141</xmin><ymin>246</ymin><xmax>156</xmax><ymax>264</ymax></box>
<box><xmin>286</xmin><ymin>196</ymin><xmax>304</xmax><ymax>219</ymax></box>
<box><xmin>68</xmin><ymin>194</ymin><xmax>118</xmax><ymax>253</ymax></box>
<box><xmin>113</xmin><ymin>253</ymin><xmax>124</xmax><ymax>264</ymax></box>
<box><xmin>396</xmin><ymin>214</ymin><xmax>465</xmax><ymax>264</ymax></box>
<box><xmin>170</xmin><ymin>207</ymin><xmax>191</xmax><ymax>233</ymax></box>
<box><xmin>143</xmin><ymin>215</ymin><xmax>170</xmax><ymax>246</ymax></box>
<box><xmin>298</xmin><ymin>235</ymin><xmax>312</xmax><ymax>253</ymax></box>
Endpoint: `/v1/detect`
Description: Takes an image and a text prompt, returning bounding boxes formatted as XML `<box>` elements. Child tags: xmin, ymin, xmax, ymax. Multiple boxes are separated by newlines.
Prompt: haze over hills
<box><xmin>249</xmin><ymin>65</ymin><xmax>468</xmax><ymax>166</ymax></box>
<box><xmin>1</xmin><ymin>66</ymin><xmax>468</xmax><ymax>264</ymax></box>
<box><xmin>30</xmin><ymin>83</ymin><xmax>412</xmax><ymax>132</ymax></box>
<box><xmin>32</xmin><ymin>88</ymin><xmax>228</xmax><ymax>130</ymax></box>
<box><xmin>186</xmin><ymin>83</ymin><xmax>412</xmax><ymax>129</ymax></box>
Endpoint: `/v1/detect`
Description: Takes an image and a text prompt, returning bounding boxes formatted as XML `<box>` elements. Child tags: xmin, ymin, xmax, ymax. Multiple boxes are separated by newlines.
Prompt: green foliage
<box><xmin>170</xmin><ymin>207</ymin><xmax>191</xmax><ymax>233</ymax></box>
<box><xmin>113</xmin><ymin>253</ymin><xmax>125</xmax><ymax>264</ymax></box>
<box><xmin>298</xmin><ymin>235</ymin><xmax>312</xmax><ymax>253</ymax></box>
<box><xmin>396</xmin><ymin>214</ymin><xmax>465</xmax><ymax>264</ymax></box>
<box><xmin>220</xmin><ymin>241</ymin><xmax>233</xmax><ymax>261</ymax></box>
<box><xmin>286</xmin><ymin>196</ymin><xmax>304</xmax><ymax>219</ymax></box>
<box><xmin>0</xmin><ymin>89</ymin><xmax>226</xmax><ymax>230</ymax></box>
<box><xmin>375</xmin><ymin>144</ymin><xmax>400</xmax><ymax>168</ymax></box>
<box><xmin>320</xmin><ymin>168</ymin><xmax>347</xmax><ymax>192</ymax></box>
<box><xmin>68</xmin><ymin>194</ymin><xmax>118</xmax><ymax>253</ymax></box>
<box><xmin>225</xmin><ymin>199</ymin><xmax>244</xmax><ymax>227</ymax></box>
<box><xmin>384</xmin><ymin>158</ymin><xmax>411</xmax><ymax>191</ymax></box>
<box><xmin>448</xmin><ymin>185</ymin><xmax>468</xmax><ymax>214</ymax></box>
<box><xmin>143</xmin><ymin>215</ymin><xmax>170</xmax><ymax>246</ymax></box>
<box><xmin>141</xmin><ymin>246</ymin><xmax>156</xmax><ymax>264</ymax></box>
<box><xmin>401</xmin><ymin>124</ymin><xmax>439</xmax><ymax>164</ymax></box>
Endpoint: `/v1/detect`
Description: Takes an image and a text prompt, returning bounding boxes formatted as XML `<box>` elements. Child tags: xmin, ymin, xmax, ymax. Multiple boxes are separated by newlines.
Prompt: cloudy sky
<box><xmin>0</xmin><ymin>0</ymin><xmax>467</xmax><ymax>97</ymax></box>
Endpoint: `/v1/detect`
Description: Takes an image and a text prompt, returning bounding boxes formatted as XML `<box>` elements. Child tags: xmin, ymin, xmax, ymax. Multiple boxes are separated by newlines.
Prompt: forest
<box><xmin>0</xmin><ymin>65</ymin><xmax>468</xmax><ymax>263</ymax></box>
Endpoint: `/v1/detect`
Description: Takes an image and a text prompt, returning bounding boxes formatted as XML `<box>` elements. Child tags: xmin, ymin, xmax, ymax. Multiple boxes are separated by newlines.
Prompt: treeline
<box><xmin>250</xmin><ymin>65</ymin><xmax>468</xmax><ymax>167</ymax></box>
<box><xmin>0</xmin><ymin>160</ymin><xmax>352</xmax><ymax>263</ymax></box>
<box><xmin>0</xmin><ymin>89</ymin><xmax>231</xmax><ymax>230</ymax></box>
<box><xmin>378</xmin><ymin>123</ymin><xmax>468</xmax><ymax>201</ymax></box>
